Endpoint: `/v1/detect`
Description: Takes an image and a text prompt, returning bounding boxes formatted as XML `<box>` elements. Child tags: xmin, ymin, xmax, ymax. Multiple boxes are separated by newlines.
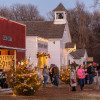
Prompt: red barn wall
<box><xmin>0</xmin><ymin>17</ymin><xmax>26</xmax><ymax>60</ymax></box>
<box><xmin>16</xmin><ymin>51</ymin><xmax>25</xmax><ymax>60</ymax></box>
<box><xmin>0</xmin><ymin>17</ymin><xmax>25</xmax><ymax>49</ymax></box>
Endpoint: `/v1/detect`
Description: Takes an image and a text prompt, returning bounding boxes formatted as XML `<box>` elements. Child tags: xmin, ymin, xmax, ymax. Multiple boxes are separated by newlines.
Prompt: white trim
<box><xmin>68</xmin><ymin>54</ymin><xmax>74</xmax><ymax>59</ymax></box>
<box><xmin>48</xmin><ymin>38</ymin><xmax>61</xmax><ymax>41</ymax></box>
<box><xmin>0</xmin><ymin>45</ymin><xmax>25</xmax><ymax>51</ymax></box>
<box><xmin>0</xmin><ymin>16</ymin><xmax>26</xmax><ymax>26</ymax></box>
<box><xmin>26</xmin><ymin>36</ymin><xmax>48</xmax><ymax>42</ymax></box>
<box><xmin>26</xmin><ymin>36</ymin><xmax>61</xmax><ymax>41</ymax></box>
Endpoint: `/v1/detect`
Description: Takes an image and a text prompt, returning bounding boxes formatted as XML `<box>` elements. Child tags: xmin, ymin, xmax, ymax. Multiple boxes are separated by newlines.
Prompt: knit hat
<box><xmin>53</xmin><ymin>64</ymin><xmax>55</xmax><ymax>66</ymax></box>
<box><xmin>44</xmin><ymin>65</ymin><xmax>47</xmax><ymax>68</ymax></box>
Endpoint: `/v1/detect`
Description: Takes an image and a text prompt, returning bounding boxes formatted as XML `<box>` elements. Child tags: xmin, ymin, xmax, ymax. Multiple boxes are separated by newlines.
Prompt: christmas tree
<box><xmin>8</xmin><ymin>59</ymin><xmax>41</xmax><ymax>96</ymax></box>
<box><xmin>60</xmin><ymin>67</ymin><xmax>71</xmax><ymax>84</ymax></box>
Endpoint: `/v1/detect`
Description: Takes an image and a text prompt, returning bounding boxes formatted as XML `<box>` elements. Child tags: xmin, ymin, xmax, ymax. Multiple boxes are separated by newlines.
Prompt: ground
<box><xmin>0</xmin><ymin>80</ymin><xmax>100</xmax><ymax>100</ymax></box>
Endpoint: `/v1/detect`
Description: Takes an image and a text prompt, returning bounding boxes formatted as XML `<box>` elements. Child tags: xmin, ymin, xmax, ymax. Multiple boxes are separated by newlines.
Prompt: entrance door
<box><xmin>37</xmin><ymin>56</ymin><xmax>48</xmax><ymax>68</ymax></box>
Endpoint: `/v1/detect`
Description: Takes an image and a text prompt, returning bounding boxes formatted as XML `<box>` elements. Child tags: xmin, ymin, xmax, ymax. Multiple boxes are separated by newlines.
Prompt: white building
<box><xmin>24</xmin><ymin>3</ymin><xmax>75</xmax><ymax>70</ymax></box>
<box><xmin>24</xmin><ymin>3</ymin><xmax>88</xmax><ymax>70</ymax></box>
<box><xmin>26</xmin><ymin>36</ymin><xmax>48</xmax><ymax>68</ymax></box>
<box><xmin>68</xmin><ymin>49</ymin><xmax>88</xmax><ymax>65</ymax></box>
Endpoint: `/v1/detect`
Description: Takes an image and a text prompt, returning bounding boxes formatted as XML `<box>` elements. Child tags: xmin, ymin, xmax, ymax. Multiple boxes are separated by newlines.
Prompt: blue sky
<box><xmin>0</xmin><ymin>0</ymin><xmax>98</xmax><ymax>18</ymax></box>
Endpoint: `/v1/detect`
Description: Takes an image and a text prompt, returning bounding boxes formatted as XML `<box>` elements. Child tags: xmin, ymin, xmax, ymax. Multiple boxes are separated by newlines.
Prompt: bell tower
<box><xmin>53</xmin><ymin>3</ymin><xmax>67</xmax><ymax>24</ymax></box>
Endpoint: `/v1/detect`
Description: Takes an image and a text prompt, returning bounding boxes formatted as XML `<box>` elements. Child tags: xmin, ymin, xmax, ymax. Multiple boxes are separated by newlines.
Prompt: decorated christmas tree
<box><xmin>8</xmin><ymin>59</ymin><xmax>41</xmax><ymax>96</ymax></box>
<box><xmin>60</xmin><ymin>66</ymin><xmax>71</xmax><ymax>84</ymax></box>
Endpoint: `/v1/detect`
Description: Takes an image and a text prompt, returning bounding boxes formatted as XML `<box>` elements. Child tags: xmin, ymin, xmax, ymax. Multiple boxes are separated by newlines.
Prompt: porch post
<box><xmin>14</xmin><ymin>50</ymin><xmax>16</xmax><ymax>71</ymax></box>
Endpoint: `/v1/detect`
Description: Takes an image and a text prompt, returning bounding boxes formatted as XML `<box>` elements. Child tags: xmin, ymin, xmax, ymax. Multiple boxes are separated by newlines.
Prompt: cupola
<box><xmin>53</xmin><ymin>3</ymin><xmax>67</xmax><ymax>24</ymax></box>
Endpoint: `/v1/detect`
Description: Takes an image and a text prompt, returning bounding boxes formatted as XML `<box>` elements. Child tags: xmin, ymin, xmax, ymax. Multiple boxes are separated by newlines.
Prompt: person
<box><xmin>77</xmin><ymin>65</ymin><xmax>86</xmax><ymax>90</ymax></box>
<box><xmin>0</xmin><ymin>69</ymin><xmax>6</xmax><ymax>88</ymax></box>
<box><xmin>43</xmin><ymin>65</ymin><xmax>49</xmax><ymax>87</ymax></box>
<box><xmin>70</xmin><ymin>66</ymin><xmax>77</xmax><ymax>91</ymax></box>
<box><xmin>52</xmin><ymin>64</ymin><xmax>59</xmax><ymax>87</ymax></box>
<box><xmin>93</xmin><ymin>63</ymin><xmax>100</xmax><ymax>90</ymax></box>
<box><xmin>96</xmin><ymin>63</ymin><xmax>100</xmax><ymax>71</ymax></box>
<box><xmin>49</xmin><ymin>64</ymin><xmax>53</xmax><ymax>84</ymax></box>
<box><xmin>87</xmin><ymin>63</ymin><xmax>94</xmax><ymax>84</ymax></box>
<box><xmin>84</xmin><ymin>65</ymin><xmax>88</xmax><ymax>84</ymax></box>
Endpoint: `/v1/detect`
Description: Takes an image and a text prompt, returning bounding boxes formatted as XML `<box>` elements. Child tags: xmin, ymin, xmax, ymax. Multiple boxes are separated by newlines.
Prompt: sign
<box><xmin>87</xmin><ymin>57</ymin><xmax>93</xmax><ymax>62</ymax></box>
<box><xmin>0</xmin><ymin>55</ymin><xmax>14</xmax><ymax>71</ymax></box>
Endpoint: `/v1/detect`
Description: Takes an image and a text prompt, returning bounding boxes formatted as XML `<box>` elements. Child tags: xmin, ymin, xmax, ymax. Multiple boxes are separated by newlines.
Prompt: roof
<box><xmin>21</xmin><ymin>21</ymin><xmax>65</xmax><ymax>39</ymax></box>
<box><xmin>65</xmin><ymin>42</ymin><xmax>75</xmax><ymax>48</ymax></box>
<box><xmin>53</xmin><ymin>3</ymin><xmax>67</xmax><ymax>12</ymax></box>
<box><xmin>70</xmin><ymin>49</ymin><xmax>85</xmax><ymax>59</ymax></box>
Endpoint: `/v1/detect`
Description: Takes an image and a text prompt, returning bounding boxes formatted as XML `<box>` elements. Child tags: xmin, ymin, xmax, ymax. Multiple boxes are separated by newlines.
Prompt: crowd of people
<box><xmin>42</xmin><ymin>63</ymin><xmax>100</xmax><ymax>91</ymax></box>
<box><xmin>70</xmin><ymin>63</ymin><xmax>100</xmax><ymax>91</ymax></box>
<box><xmin>43</xmin><ymin>64</ymin><xmax>59</xmax><ymax>87</ymax></box>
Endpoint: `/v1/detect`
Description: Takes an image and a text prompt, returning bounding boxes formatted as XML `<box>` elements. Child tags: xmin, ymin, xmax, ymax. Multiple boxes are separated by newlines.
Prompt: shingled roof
<box><xmin>53</xmin><ymin>3</ymin><xmax>67</xmax><ymax>12</ymax></box>
<box><xmin>21</xmin><ymin>21</ymin><xmax>65</xmax><ymax>39</ymax></box>
<box><xmin>70</xmin><ymin>49</ymin><xmax>85</xmax><ymax>59</ymax></box>
<box><xmin>65</xmin><ymin>42</ymin><xmax>75</xmax><ymax>48</ymax></box>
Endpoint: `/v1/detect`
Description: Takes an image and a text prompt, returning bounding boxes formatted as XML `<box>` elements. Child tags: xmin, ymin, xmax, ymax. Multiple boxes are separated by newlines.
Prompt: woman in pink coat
<box><xmin>77</xmin><ymin>65</ymin><xmax>86</xmax><ymax>90</ymax></box>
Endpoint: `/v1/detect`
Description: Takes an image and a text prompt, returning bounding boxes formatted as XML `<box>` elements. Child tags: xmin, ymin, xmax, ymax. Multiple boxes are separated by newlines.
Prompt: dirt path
<box><xmin>0</xmin><ymin>80</ymin><xmax>100</xmax><ymax>100</ymax></box>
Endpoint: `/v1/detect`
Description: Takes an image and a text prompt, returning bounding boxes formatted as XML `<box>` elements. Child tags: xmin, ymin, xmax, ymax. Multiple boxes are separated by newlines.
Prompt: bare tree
<box><xmin>67</xmin><ymin>1</ymin><xmax>94</xmax><ymax>49</ymax></box>
<box><xmin>0</xmin><ymin>4</ymin><xmax>45</xmax><ymax>21</ymax></box>
<box><xmin>47</xmin><ymin>11</ymin><xmax>54</xmax><ymax>21</ymax></box>
<box><xmin>0</xmin><ymin>6</ymin><xmax>13</xmax><ymax>20</ymax></box>
<box><xmin>91</xmin><ymin>0</ymin><xmax>100</xmax><ymax>8</ymax></box>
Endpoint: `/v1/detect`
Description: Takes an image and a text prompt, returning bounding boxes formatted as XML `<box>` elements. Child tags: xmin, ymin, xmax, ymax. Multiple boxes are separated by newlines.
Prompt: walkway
<box><xmin>0</xmin><ymin>80</ymin><xmax>100</xmax><ymax>100</ymax></box>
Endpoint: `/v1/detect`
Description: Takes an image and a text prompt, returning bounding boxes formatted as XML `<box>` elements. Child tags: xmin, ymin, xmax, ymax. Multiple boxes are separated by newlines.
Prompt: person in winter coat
<box><xmin>77</xmin><ymin>65</ymin><xmax>86</xmax><ymax>90</ymax></box>
<box><xmin>49</xmin><ymin>64</ymin><xmax>53</xmax><ymax>84</ymax></box>
<box><xmin>52</xmin><ymin>64</ymin><xmax>59</xmax><ymax>86</ymax></box>
<box><xmin>87</xmin><ymin>63</ymin><xmax>94</xmax><ymax>84</ymax></box>
<box><xmin>70</xmin><ymin>66</ymin><xmax>77</xmax><ymax>91</ymax></box>
<box><xmin>43</xmin><ymin>65</ymin><xmax>49</xmax><ymax>87</ymax></box>
<box><xmin>0</xmin><ymin>69</ymin><xmax>6</xmax><ymax>88</ymax></box>
<box><xmin>84</xmin><ymin>65</ymin><xmax>88</xmax><ymax>84</ymax></box>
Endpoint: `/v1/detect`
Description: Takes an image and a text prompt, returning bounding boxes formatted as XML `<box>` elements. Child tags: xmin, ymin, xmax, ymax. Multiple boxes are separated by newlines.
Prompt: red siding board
<box><xmin>0</xmin><ymin>17</ymin><xmax>25</xmax><ymax>49</ymax></box>
<box><xmin>0</xmin><ymin>17</ymin><xmax>26</xmax><ymax>60</ymax></box>
<box><xmin>16</xmin><ymin>52</ymin><xmax>25</xmax><ymax>60</ymax></box>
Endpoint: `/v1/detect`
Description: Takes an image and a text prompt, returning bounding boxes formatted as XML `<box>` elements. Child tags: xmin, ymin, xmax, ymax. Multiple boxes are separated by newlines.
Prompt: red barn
<box><xmin>0</xmin><ymin>17</ymin><xmax>26</xmax><ymax>71</ymax></box>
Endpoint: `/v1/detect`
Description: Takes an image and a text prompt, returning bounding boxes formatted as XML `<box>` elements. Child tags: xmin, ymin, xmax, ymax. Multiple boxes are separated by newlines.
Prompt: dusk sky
<box><xmin>0</xmin><ymin>0</ymin><xmax>99</xmax><ymax>18</ymax></box>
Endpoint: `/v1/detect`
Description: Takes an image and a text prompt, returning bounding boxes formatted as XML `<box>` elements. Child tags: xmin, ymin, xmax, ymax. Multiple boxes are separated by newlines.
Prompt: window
<box><xmin>8</xmin><ymin>51</ymin><xmax>10</xmax><ymax>55</ymax></box>
<box><xmin>3</xmin><ymin>35</ymin><xmax>7</xmax><ymax>40</ymax></box>
<box><xmin>7</xmin><ymin>36</ymin><xmax>12</xmax><ymax>41</ymax></box>
<box><xmin>83</xmin><ymin>62</ymin><xmax>85</xmax><ymax>65</ymax></box>
<box><xmin>3</xmin><ymin>35</ymin><xmax>12</xmax><ymax>41</ymax></box>
<box><xmin>68</xmin><ymin>60</ymin><xmax>70</xmax><ymax>65</ymax></box>
<box><xmin>56</xmin><ymin>13</ymin><xmax>64</xmax><ymax>19</ymax></box>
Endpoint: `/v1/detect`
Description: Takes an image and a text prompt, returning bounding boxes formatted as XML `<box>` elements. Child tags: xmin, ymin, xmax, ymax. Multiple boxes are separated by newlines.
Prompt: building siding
<box><xmin>60</xmin><ymin>24</ymin><xmax>72</xmax><ymax>66</ymax></box>
<box><xmin>26</xmin><ymin>36</ymin><xmax>37</xmax><ymax>66</ymax></box>
<box><xmin>48</xmin><ymin>40</ymin><xmax>60</xmax><ymax>69</ymax></box>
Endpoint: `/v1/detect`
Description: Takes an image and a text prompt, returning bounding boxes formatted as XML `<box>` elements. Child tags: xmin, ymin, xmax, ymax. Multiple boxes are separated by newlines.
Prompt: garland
<box><xmin>37</xmin><ymin>52</ymin><xmax>50</xmax><ymax>58</ymax></box>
